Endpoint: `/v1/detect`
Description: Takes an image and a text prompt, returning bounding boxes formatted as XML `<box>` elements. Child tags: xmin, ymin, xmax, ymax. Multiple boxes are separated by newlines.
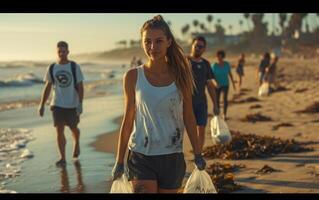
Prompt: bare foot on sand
<box><xmin>73</xmin><ymin>146</ymin><xmax>80</xmax><ymax>159</ymax></box>
<box><xmin>56</xmin><ymin>159</ymin><xmax>67</xmax><ymax>167</ymax></box>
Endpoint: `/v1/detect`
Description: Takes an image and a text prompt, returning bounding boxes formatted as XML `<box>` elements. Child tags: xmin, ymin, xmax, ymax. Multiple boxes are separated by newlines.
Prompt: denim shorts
<box><xmin>192</xmin><ymin>102</ymin><xmax>208</xmax><ymax>126</ymax></box>
<box><xmin>127</xmin><ymin>151</ymin><xmax>186</xmax><ymax>189</ymax></box>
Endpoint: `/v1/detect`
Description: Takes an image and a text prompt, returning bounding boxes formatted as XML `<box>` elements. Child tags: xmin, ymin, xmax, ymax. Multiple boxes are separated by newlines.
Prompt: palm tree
<box><xmin>243</xmin><ymin>13</ymin><xmax>251</xmax><ymax>31</ymax></box>
<box><xmin>206</xmin><ymin>14</ymin><xmax>213</xmax><ymax>32</ymax></box>
<box><xmin>200</xmin><ymin>23</ymin><xmax>208</xmax><ymax>33</ymax></box>
<box><xmin>181</xmin><ymin>24</ymin><xmax>190</xmax><ymax>41</ymax></box>
<box><xmin>116</xmin><ymin>40</ymin><xmax>127</xmax><ymax>49</ymax></box>
<box><xmin>228</xmin><ymin>24</ymin><xmax>233</xmax><ymax>35</ymax></box>
<box><xmin>279</xmin><ymin>13</ymin><xmax>287</xmax><ymax>35</ymax></box>
<box><xmin>239</xmin><ymin>20</ymin><xmax>244</xmax><ymax>33</ymax></box>
<box><xmin>193</xmin><ymin>20</ymin><xmax>199</xmax><ymax>33</ymax></box>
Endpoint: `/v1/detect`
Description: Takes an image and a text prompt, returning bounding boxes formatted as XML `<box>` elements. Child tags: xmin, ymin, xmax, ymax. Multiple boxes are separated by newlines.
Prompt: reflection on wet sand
<box><xmin>59</xmin><ymin>160</ymin><xmax>85</xmax><ymax>193</ymax></box>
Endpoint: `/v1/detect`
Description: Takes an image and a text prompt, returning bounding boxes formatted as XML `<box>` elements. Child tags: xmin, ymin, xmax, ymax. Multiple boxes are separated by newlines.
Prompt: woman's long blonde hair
<box><xmin>140</xmin><ymin>15</ymin><xmax>195</xmax><ymax>98</ymax></box>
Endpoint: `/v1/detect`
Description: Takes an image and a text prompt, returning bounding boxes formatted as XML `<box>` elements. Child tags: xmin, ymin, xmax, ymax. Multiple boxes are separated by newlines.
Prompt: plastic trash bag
<box><xmin>110</xmin><ymin>174</ymin><xmax>133</xmax><ymax>193</ymax></box>
<box><xmin>210</xmin><ymin>115</ymin><xmax>232</xmax><ymax>145</ymax></box>
<box><xmin>183</xmin><ymin>168</ymin><xmax>217</xmax><ymax>193</ymax></box>
<box><xmin>258</xmin><ymin>82</ymin><xmax>269</xmax><ymax>97</ymax></box>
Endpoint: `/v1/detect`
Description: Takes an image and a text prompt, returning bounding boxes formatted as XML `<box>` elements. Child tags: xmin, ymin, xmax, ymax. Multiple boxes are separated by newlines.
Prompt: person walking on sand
<box><xmin>188</xmin><ymin>36</ymin><xmax>219</xmax><ymax>152</ymax></box>
<box><xmin>111</xmin><ymin>15</ymin><xmax>206</xmax><ymax>193</ymax></box>
<box><xmin>38</xmin><ymin>41</ymin><xmax>84</xmax><ymax>166</ymax></box>
<box><xmin>257</xmin><ymin>52</ymin><xmax>270</xmax><ymax>87</ymax></box>
<box><xmin>211</xmin><ymin>50</ymin><xmax>236</xmax><ymax>120</ymax></box>
<box><xmin>266</xmin><ymin>54</ymin><xmax>279</xmax><ymax>89</ymax></box>
<box><xmin>236</xmin><ymin>53</ymin><xmax>245</xmax><ymax>91</ymax></box>
<box><xmin>130</xmin><ymin>56</ymin><xmax>137</xmax><ymax>68</ymax></box>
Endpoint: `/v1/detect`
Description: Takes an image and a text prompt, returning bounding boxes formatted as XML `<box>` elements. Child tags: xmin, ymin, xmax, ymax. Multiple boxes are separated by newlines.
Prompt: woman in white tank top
<box><xmin>111</xmin><ymin>15</ymin><xmax>206</xmax><ymax>193</ymax></box>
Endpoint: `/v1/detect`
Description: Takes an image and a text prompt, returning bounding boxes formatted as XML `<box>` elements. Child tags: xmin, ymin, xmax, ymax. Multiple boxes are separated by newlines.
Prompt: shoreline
<box><xmin>90</xmin><ymin>116</ymin><xmax>122</xmax><ymax>155</ymax></box>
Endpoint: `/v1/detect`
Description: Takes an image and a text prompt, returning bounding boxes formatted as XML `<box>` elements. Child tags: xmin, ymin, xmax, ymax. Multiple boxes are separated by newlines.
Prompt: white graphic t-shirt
<box><xmin>44</xmin><ymin>62</ymin><xmax>84</xmax><ymax>108</ymax></box>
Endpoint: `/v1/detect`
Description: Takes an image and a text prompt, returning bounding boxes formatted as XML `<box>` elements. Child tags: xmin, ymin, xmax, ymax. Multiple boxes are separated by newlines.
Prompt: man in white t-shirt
<box><xmin>38</xmin><ymin>41</ymin><xmax>84</xmax><ymax>166</ymax></box>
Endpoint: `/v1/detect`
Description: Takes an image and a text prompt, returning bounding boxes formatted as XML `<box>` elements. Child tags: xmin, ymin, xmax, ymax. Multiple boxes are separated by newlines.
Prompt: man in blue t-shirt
<box><xmin>211</xmin><ymin>50</ymin><xmax>236</xmax><ymax>120</ymax></box>
<box><xmin>188</xmin><ymin>36</ymin><xmax>219</xmax><ymax>152</ymax></box>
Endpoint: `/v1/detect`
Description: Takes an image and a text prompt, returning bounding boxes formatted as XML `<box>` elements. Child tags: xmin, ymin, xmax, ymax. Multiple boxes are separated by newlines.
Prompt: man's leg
<box><xmin>223</xmin><ymin>86</ymin><xmax>229</xmax><ymax>120</ymax></box>
<box><xmin>70</xmin><ymin>127</ymin><xmax>80</xmax><ymax>158</ymax></box>
<box><xmin>215</xmin><ymin>87</ymin><xmax>221</xmax><ymax>114</ymax></box>
<box><xmin>56</xmin><ymin>124</ymin><xmax>67</xmax><ymax>164</ymax></box>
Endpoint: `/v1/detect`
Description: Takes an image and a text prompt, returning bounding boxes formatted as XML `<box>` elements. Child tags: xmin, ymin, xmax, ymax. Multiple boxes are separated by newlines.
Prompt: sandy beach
<box><xmin>91</xmin><ymin>57</ymin><xmax>319</xmax><ymax>193</ymax></box>
<box><xmin>1</xmin><ymin>57</ymin><xmax>318</xmax><ymax>193</ymax></box>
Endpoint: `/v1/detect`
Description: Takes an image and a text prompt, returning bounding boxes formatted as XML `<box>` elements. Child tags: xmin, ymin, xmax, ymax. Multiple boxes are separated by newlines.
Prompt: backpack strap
<box><xmin>49</xmin><ymin>63</ymin><xmax>56</xmax><ymax>84</ymax></box>
<box><xmin>70</xmin><ymin>61</ymin><xmax>77</xmax><ymax>90</ymax></box>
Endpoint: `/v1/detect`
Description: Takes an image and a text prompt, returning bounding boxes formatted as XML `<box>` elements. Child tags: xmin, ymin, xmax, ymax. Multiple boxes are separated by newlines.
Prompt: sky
<box><xmin>0</xmin><ymin>13</ymin><xmax>318</xmax><ymax>61</ymax></box>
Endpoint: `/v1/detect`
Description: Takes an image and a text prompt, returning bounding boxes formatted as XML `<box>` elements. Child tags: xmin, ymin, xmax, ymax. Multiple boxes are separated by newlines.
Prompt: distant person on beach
<box><xmin>130</xmin><ymin>56</ymin><xmax>137</xmax><ymax>68</ymax></box>
<box><xmin>38</xmin><ymin>41</ymin><xmax>84</xmax><ymax>166</ymax></box>
<box><xmin>112</xmin><ymin>15</ymin><xmax>206</xmax><ymax>193</ymax></box>
<box><xmin>266</xmin><ymin>54</ymin><xmax>279</xmax><ymax>89</ymax></box>
<box><xmin>211</xmin><ymin>50</ymin><xmax>236</xmax><ymax>120</ymax></box>
<box><xmin>236</xmin><ymin>53</ymin><xmax>245</xmax><ymax>91</ymax></box>
<box><xmin>188</xmin><ymin>36</ymin><xmax>219</xmax><ymax>151</ymax></box>
<box><xmin>136</xmin><ymin>58</ymin><xmax>143</xmax><ymax>66</ymax></box>
<box><xmin>257</xmin><ymin>52</ymin><xmax>271</xmax><ymax>86</ymax></box>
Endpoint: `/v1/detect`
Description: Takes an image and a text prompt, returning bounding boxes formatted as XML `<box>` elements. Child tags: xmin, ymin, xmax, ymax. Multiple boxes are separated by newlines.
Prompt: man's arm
<box><xmin>76</xmin><ymin>82</ymin><xmax>84</xmax><ymax>103</ymax></box>
<box><xmin>38</xmin><ymin>82</ymin><xmax>52</xmax><ymax>117</ymax></box>
<box><xmin>206</xmin><ymin>80</ymin><xmax>219</xmax><ymax>115</ymax></box>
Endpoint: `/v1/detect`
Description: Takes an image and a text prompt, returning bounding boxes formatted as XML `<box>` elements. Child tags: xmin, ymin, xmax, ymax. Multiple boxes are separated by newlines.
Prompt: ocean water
<box><xmin>0</xmin><ymin>61</ymin><xmax>126</xmax><ymax>103</ymax></box>
<box><xmin>0</xmin><ymin>60</ymin><xmax>127</xmax><ymax>193</ymax></box>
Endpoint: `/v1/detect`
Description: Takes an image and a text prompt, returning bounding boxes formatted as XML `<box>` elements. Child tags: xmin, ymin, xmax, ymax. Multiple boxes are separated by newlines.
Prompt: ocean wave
<box><xmin>0</xmin><ymin>61</ymin><xmax>49</xmax><ymax>69</ymax></box>
<box><xmin>0</xmin><ymin>128</ymin><xmax>35</xmax><ymax>192</ymax></box>
<box><xmin>0</xmin><ymin>73</ymin><xmax>44</xmax><ymax>87</ymax></box>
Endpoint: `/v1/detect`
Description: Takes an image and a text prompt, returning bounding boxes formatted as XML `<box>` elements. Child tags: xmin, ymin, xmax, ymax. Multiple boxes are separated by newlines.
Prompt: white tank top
<box><xmin>128</xmin><ymin>65</ymin><xmax>185</xmax><ymax>156</ymax></box>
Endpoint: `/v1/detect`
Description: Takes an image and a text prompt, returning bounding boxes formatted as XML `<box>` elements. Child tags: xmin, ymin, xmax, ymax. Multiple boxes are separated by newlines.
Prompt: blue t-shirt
<box><xmin>211</xmin><ymin>61</ymin><xmax>231</xmax><ymax>86</ymax></box>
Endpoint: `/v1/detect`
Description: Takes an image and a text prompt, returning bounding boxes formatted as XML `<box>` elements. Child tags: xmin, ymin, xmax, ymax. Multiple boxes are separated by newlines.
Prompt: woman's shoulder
<box><xmin>124</xmin><ymin>66</ymin><xmax>140</xmax><ymax>84</ymax></box>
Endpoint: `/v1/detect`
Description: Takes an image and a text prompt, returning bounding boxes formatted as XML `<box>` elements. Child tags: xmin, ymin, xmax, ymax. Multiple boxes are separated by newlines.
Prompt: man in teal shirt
<box><xmin>211</xmin><ymin>50</ymin><xmax>236</xmax><ymax>120</ymax></box>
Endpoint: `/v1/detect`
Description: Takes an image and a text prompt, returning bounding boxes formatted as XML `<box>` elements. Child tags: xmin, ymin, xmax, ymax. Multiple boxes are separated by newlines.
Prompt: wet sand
<box><xmin>91</xmin><ymin>57</ymin><xmax>319</xmax><ymax>193</ymax></box>
<box><xmin>0</xmin><ymin>95</ymin><xmax>124</xmax><ymax>193</ymax></box>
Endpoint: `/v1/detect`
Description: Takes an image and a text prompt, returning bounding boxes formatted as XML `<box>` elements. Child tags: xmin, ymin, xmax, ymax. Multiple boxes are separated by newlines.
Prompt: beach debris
<box><xmin>295</xmin><ymin>88</ymin><xmax>308</xmax><ymax>93</ymax></box>
<box><xmin>207</xmin><ymin>162</ymin><xmax>245</xmax><ymax>174</ymax></box>
<box><xmin>256</xmin><ymin>165</ymin><xmax>281</xmax><ymax>174</ymax></box>
<box><xmin>294</xmin><ymin>132</ymin><xmax>303</xmax><ymax>137</ymax></box>
<box><xmin>249</xmin><ymin>104</ymin><xmax>262</xmax><ymax>109</ymax></box>
<box><xmin>295</xmin><ymin>163</ymin><xmax>305</xmax><ymax>167</ymax></box>
<box><xmin>20</xmin><ymin>149</ymin><xmax>33</xmax><ymax>158</ymax></box>
<box><xmin>296</xmin><ymin>102</ymin><xmax>319</xmax><ymax>114</ymax></box>
<box><xmin>240</xmin><ymin>88</ymin><xmax>252</xmax><ymax>92</ymax></box>
<box><xmin>241</xmin><ymin>113</ymin><xmax>272</xmax><ymax>123</ymax></box>
<box><xmin>272</xmin><ymin>123</ymin><xmax>294</xmax><ymax>131</ymax></box>
<box><xmin>270</xmin><ymin>86</ymin><xmax>289</xmax><ymax>93</ymax></box>
<box><xmin>206</xmin><ymin>162</ymin><xmax>243</xmax><ymax>193</ymax></box>
<box><xmin>203</xmin><ymin>131</ymin><xmax>313</xmax><ymax>160</ymax></box>
<box><xmin>232</xmin><ymin>97</ymin><xmax>260</xmax><ymax>104</ymax></box>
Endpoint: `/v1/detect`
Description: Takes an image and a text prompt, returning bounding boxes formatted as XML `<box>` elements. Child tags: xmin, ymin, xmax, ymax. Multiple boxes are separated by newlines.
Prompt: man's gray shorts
<box><xmin>127</xmin><ymin>150</ymin><xmax>186</xmax><ymax>189</ymax></box>
<box><xmin>50</xmin><ymin>106</ymin><xmax>79</xmax><ymax>129</ymax></box>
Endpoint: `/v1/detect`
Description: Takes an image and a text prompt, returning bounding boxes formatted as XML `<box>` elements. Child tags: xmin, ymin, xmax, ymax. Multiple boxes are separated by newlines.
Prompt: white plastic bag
<box><xmin>110</xmin><ymin>174</ymin><xmax>133</xmax><ymax>193</ymax></box>
<box><xmin>210</xmin><ymin>116</ymin><xmax>232</xmax><ymax>145</ymax></box>
<box><xmin>258</xmin><ymin>82</ymin><xmax>269</xmax><ymax>97</ymax></box>
<box><xmin>183</xmin><ymin>168</ymin><xmax>217</xmax><ymax>193</ymax></box>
